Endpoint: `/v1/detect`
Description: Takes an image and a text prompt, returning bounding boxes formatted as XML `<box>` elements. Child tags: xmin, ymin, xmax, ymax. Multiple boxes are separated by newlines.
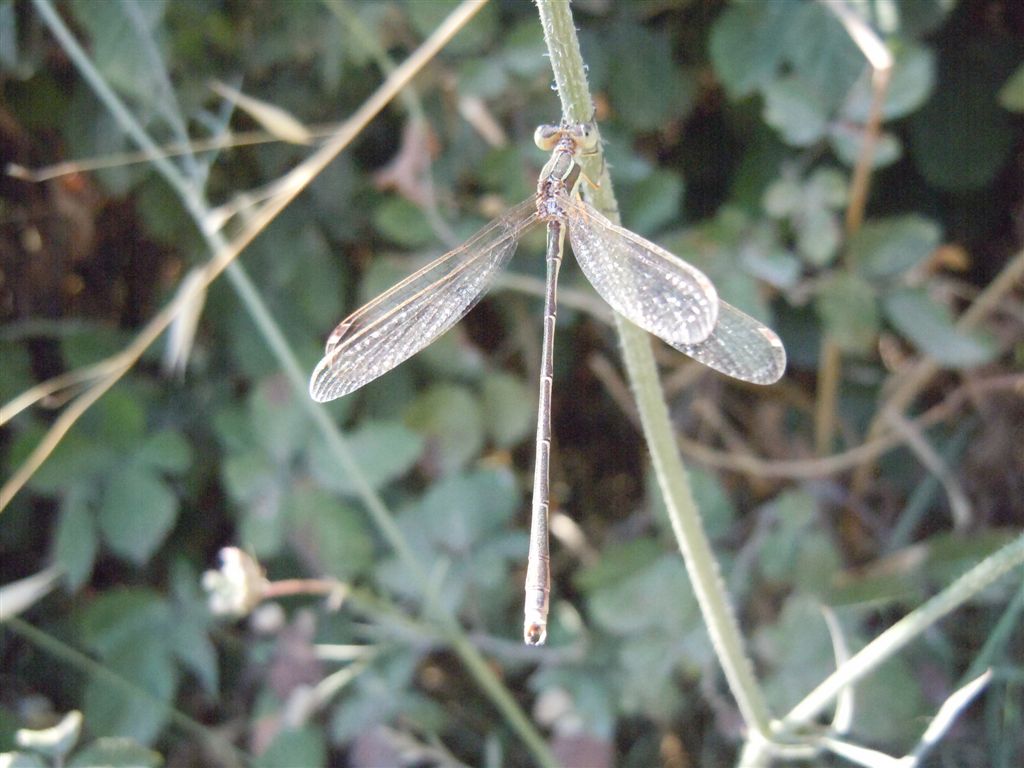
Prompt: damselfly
<box><xmin>310</xmin><ymin>122</ymin><xmax>786</xmax><ymax>645</ymax></box>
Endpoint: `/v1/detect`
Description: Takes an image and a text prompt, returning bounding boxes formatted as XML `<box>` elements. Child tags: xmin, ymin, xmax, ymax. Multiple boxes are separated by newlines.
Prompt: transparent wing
<box><xmin>564</xmin><ymin>196</ymin><xmax>719</xmax><ymax>345</ymax></box>
<box><xmin>671</xmin><ymin>300</ymin><xmax>786</xmax><ymax>384</ymax></box>
<box><xmin>310</xmin><ymin>199</ymin><xmax>539</xmax><ymax>402</ymax></box>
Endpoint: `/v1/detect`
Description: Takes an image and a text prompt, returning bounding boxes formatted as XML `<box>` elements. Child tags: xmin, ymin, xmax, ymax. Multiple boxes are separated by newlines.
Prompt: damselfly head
<box><xmin>534</xmin><ymin>121</ymin><xmax>599</xmax><ymax>155</ymax></box>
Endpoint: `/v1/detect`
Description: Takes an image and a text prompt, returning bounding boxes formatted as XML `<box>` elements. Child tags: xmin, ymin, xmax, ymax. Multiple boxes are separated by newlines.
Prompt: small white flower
<box><xmin>202</xmin><ymin>547</ymin><xmax>268</xmax><ymax>617</ymax></box>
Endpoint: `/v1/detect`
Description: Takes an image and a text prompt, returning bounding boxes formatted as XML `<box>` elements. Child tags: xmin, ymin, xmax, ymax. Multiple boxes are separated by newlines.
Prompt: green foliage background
<box><xmin>1</xmin><ymin>0</ymin><xmax>1022</xmax><ymax>765</ymax></box>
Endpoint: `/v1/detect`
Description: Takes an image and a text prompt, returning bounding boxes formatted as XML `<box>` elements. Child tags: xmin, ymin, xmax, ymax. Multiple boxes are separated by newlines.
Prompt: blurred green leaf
<box><xmin>69</xmin><ymin>0</ymin><xmax>170</xmax><ymax>113</ymax></box>
<box><xmin>998</xmin><ymin>63</ymin><xmax>1024</xmax><ymax>112</ymax></box>
<box><xmin>896</xmin><ymin>0</ymin><xmax>955</xmax><ymax>37</ymax></box>
<box><xmin>330</xmin><ymin>655</ymin><xmax>445</xmax><ymax>743</ymax></box>
<box><xmin>238</xmin><ymin>491</ymin><xmax>287</xmax><ymax>559</ymax></box>
<box><xmin>883</xmin><ymin>289</ymin><xmax>997</xmax><ymax>368</ymax></box>
<box><xmin>501</xmin><ymin>21</ymin><xmax>547</xmax><ymax>78</ymax></box>
<box><xmin>78</xmin><ymin>591</ymin><xmax>178</xmax><ymax>743</ymax></box>
<box><xmin>648</xmin><ymin>467</ymin><xmax>734</xmax><ymax>542</ymax></box>
<box><xmin>795</xmin><ymin>205</ymin><xmax>841</xmax><ymax>267</ymax></box>
<box><xmin>763</xmin><ymin>177</ymin><xmax>802</xmax><ymax>218</ymax></box>
<box><xmin>79</xmin><ymin>589</ymin><xmax>171</xmax><ymax>656</ymax></box>
<box><xmin>815</xmin><ymin>273</ymin><xmax>879</xmax><ymax>354</ymax></box>
<box><xmin>135</xmin><ymin>174</ymin><xmax>200</xmax><ymax>250</ymax></box>
<box><xmin>479</xmin><ymin>145</ymin><xmax>533</xmax><ymax>202</ymax></box>
<box><xmin>617</xmin><ymin>633</ymin><xmax>686</xmax><ymax>719</ymax></box>
<box><xmin>843</xmin><ymin>44</ymin><xmax>936</xmax><ymax>123</ymax></box>
<box><xmin>254</xmin><ymin>727</ymin><xmax>325</xmax><ymax>768</ymax></box>
<box><xmin>749</xmin><ymin>493</ymin><xmax>840</xmax><ymax>597</ymax></box>
<box><xmin>758</xmin><ymin>490</ymin><xmax>818</xmax><ymax>583</ymax></box>
<box><xmin>458</xmin><ymin>56</ymin><xmax>509</xmax><ymax>99</ymax></box>
<box><xmin>481</xmin><ymin>371</ymin><xmax>533</xmax><ymax>448</ymax></box>
<box><xmin>851</xmin><ymin>655</ymin><xmax>929</xmax><ymax>744</ymax></box>
<box><xmin>587</xmin><ymin>554</ymin><xmax>696</xmax><ymax>638</ymax></box>
<box><xmin>762</xmin><ymin>76</ymin><xmax>829</xmax><ymax>147</ymax></box>
<box><xmin>288</xmin><ymin>224</ymin><xmax>347</xmax><ymax>330</ymax></box>
<box><xmin>740</xmin><ymin>246</ymin><xmax>802</xmax><ymax>290</ymax></box>
<box><xmin>81</xmin><ymin>637</ymin><xmax>177</xmax><ymax>745</ymax></box>
<box><xmin>575</xmin><ymin>538</ymin><xmax>663</xmax><ymax>593</ymax></box>
<box><xmin>755</xmin><ymin>596</ymin><xmax>834</xmax><ymax>712</ymax></box>
<box><xmin>309</xmin><ymin>154</ymin><xmax>359</xmax><ymax>242</ymax></box>
<box><xmin>308</xmin><ymin>420</ymin><xmax>424</xmax><ymax>496</ymax></box>
<box><xmin>98</xmin><ymin>466</ymin><xmax>178</xmax><ymax>564</ymax></box>
<box><xmin>248</xmin><ymin>375</ymin><xmax>310</xmax><ymax>461</ymax></box>
<box><xmin>63</xmin><ymin>91</ymin><xmax>134</xmax><ymax>195</ymax></box>
<box><xmin>221</xmin><ymin>449</ymin><xmax>277</xmax><ymax>503</ymax></box>
<box><xmin>417</xmin><ymin>326</ymin><xmax>487</xmax><ymax>381</ymax></box>
<box><xmin>0</xmin><ymin>342</ymin><xmax>33</xmax><ymax>402</ymax></box>
<box><xmin>405</xmin><ymin>0</ymin><xmax>496</xmax><ymax>56</ymax></box>
<box><xmin>404</xmin><ymin>384</ymin><xmax>484</xmax><ymax>475</ymax></box>
<box><xmin>212</xmin><ymin>405</ymin><xmax>254</xmax><ymax>454</ymax></box>
<box><xmin>528</xmin><ymin>667</ymin><xmax>617</xmax><ymax>737</ymax></box>
<box><xmin>135</xmin><ymin>430</ymin><xmax>192</xmax><ymax>474</ymax></box>
<box><xmin>57</xmin><ymin>324</ymin><xmax>130</xmax><ymax>374</ymax></box>
<box><xmin>620</xmin><ymin>170</ymin><xmax>684</xmax><ymax>235</ymax></box>
<box><xmin>688</xmin><ymin>468</ymin><xmax>735</xmax><ymax>540</ymax></box>
<box><xmin>0</xmin><ymin>0</ymin><xmax>28</xmax><ymax>76</ymax></box>
<box><xmin>53</xmin><ymin>487</ymin><xmax>98</xmax><ymax>590</ymax></box>
<box><xmin>69</xmin><ymin>738</ymin><xmax>162</xmax><ymax>768</ymax></box>
<box><xmin>852</xmin><ymin>215</ymin><xmax>942</xmax><ymax>279</ymax></box>
<box><xmin>606</xmin><ymin>25</ymin><xmax>695</xmax><ymax>131</ymax></box>
<box><xmin>400</xmin><ymin>468</ymin><xmax>518</xmax><ymax>555</ymax></box>
<box><xmin>883</xmin><ymin>44</ymin><xmax>937</xmax><ymax>119</ymax></box>
<box><xmin>782</xmin><ymin>1</ymin><xmax>864</xmax><ymax>114</ymax></box>
<box><xmin>908</xmin><ymin>40</ymin><xmax>1017</xmax><ymax>191</ymax></box>
<box><xmin>88</xmin><ymin>391</ymin><xmax>146</xmax><ymax>452</ymax></box>
<box><xmin>287</xmin><ymin>487</ymin><xmax>374</xmax><ymax>580</ymax></box>
<box><xmin>167</xmin><ymin>561</ymin><xmax>219</xmax><ymax>694</ymax></box>
<box><xmin>221</xmin><ymin>435</ymin><xmax>288</xmax><ymax>557</ymax></box>
<box><xmin>806</xmin><ymin>167</ymin><xmax>848</xmax><ymax>209</ymax></box>
<box><xmin>379</xmin><ymin>469</ymin><xmax>520</xmax><ymax>613</ymax></box>
<box><xmin>709</xmin><ymin>1</ymin><xmax>794</xmax><ymax>99</ymax></box>
<box><xmin>828</xmin><ymin>126</ymin><xmax>902</xmax><ymax>170</ymax></box>
<box><xmin>0</xmin><ymin>751</ymin><xmax>47</xmax><ymax>767</ymax></box>
<box><xmin>373</xmin><ymin>197</ymin><xmax>434</xmax><ymax>249</ymax></box>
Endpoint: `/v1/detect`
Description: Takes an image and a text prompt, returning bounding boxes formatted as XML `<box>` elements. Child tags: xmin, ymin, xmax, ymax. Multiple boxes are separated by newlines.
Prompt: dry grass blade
<box><xmin>815</xmin><ymin>0</ymin><xmax>894</xmax><ymax>457</ymax></box>
<box><xmin>209</xmin><ymin>79</ymin><xmax>314</xmax><ymax>145</ymax></box>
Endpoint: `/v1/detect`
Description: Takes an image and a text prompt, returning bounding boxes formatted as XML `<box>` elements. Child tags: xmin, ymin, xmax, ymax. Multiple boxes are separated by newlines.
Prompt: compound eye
<box><xmin>534</xmin><ymin>123</ymin><xmax>561</xmax><ymax>150</ymax></box>
<box><xmin>576</xmin><ymin>122</ymin><xmax>599</xmax><ymax>152</ymax></box>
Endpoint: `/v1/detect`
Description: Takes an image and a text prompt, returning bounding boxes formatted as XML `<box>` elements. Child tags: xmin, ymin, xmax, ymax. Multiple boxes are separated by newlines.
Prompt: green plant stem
<box><xmin>31</xmin><ymin>2</ymin><xmax>556</xmax><ymax>764</ymax></box>
<box><xmin>534</xmin><ymin>0</ymin><xmax>773</xmax><ymax>741</ymax></box>
<box><xmin>782</xmin><ymin>531</ymin><xmax>1024</xmax><ymax>727</ymax></box>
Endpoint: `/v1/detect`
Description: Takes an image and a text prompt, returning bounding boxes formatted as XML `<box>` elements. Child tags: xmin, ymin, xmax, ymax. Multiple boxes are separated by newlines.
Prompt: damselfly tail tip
<box><xmin>524</xmin><ymin>621</ymin><xmax>547</xmax><ymax>646</ymax></box>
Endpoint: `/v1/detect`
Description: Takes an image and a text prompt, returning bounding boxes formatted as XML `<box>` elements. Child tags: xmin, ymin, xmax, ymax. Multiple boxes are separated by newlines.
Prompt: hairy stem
<box><xmin>535</xmin><ymin>0</ymin><xmax>772</xmax><ymax>741</ymax></box>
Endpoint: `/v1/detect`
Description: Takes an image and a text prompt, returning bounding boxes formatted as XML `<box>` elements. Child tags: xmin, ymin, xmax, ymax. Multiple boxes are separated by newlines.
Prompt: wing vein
<box><xmin>310</xmin><ymin>199</ymin><xmax>538</xmax><ymax>401</ymax></box>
